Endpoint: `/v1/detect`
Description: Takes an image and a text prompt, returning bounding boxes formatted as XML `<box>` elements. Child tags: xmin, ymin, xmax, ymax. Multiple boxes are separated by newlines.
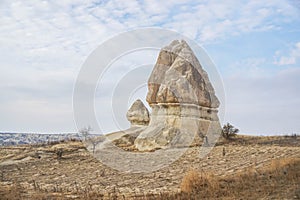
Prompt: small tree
<box><xmin>79</xmin><ymin>126</ymin><xmax>92</xmax><ymax>141</ymax></box>
<box><xmin>222</xmin><ymin>123</ymin><xmax>239</xmax><ymax>140</ymax></box>
<box><xmin>79</xmin><ymin>126</ymin><xmax>104</xmax><ymax>154</ymax></box>
<box><xmin>89</xmin><ymin>137</ymin><xmax>104</xmax><ymax>154</ymax></box>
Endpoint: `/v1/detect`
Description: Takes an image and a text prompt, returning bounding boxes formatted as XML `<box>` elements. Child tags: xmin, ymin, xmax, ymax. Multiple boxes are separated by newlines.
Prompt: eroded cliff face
<box><xmin>134</xmin><ymin>40</ymin><xmax>222</xmax><ymax>151</ymax></box>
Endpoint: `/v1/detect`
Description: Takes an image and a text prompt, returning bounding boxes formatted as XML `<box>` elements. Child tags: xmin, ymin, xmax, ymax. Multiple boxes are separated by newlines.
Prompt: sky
<box><xmin>0</xmin><ymin>0</ymin><xmax>300</xmax><ymax>135</ymax></box>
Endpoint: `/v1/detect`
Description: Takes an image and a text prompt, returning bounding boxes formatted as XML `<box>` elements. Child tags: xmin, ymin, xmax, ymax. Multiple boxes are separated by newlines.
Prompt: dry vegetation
<box><xmin>0</xmin><ymin>135</ymin><xmax>299</xmax><ymax>199</ymax></box>
<box><xmin>177</xmin><ymin>158</ymin><xmax>300</xmax><ymax>199</ymax></box>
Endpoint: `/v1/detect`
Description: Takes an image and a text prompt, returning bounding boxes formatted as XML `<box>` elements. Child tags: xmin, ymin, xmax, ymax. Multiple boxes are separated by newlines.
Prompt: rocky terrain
<box><xmin>0</xmin><ymin>135</ymin><xmax>299</xmax><ymax>199</ymax></box>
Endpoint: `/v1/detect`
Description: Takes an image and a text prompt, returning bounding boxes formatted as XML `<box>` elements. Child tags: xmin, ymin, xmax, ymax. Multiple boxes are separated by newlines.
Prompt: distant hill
<box><xmin>0</xmin><ymin>132</ymin><xmax>83</xmax><ymax>146</ymax></box>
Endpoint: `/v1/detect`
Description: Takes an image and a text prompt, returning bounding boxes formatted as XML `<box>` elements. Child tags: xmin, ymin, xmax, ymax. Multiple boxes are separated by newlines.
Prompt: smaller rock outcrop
<box><xmin>126</xmin><ymin>99</ymin><xmax>150</xmax><ymax>126</ymax></box>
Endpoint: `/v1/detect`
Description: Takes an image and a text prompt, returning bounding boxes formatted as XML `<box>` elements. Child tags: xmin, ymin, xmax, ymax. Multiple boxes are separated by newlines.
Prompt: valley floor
<box><xmin>0</xmin><ymin>135</ymin><xmax>299</xmax><ymax>199</ymax></box>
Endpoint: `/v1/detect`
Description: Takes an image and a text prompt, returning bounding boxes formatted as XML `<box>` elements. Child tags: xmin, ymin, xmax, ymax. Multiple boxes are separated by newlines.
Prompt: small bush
<box><xmin>56</xmin><ymin>148</ymin><xmax>63</xmax><ymax>159</ymax></box>
<box><xmin>222</xmin><ymin>123</ymin><xmax>239</xmax><ymax>140</ymax></box>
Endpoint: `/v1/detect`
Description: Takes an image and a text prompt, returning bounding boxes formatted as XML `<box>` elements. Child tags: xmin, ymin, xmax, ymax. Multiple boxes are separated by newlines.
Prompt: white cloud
<box><xmin>275</xmin><ymin>56</ymin><xmax>296</xmax><ymax>65</ymax></box>
<box><xmin>1</xmin><ymin>0</ymin><xmax>298</xmax><ymax>59</ymax></box>
<box><xmin>226</xmin><ymin>58</ymin><xmax>268</xmax><ymax>78</ymax></box>
<box><xmin>274</xmin><ymin>42</ymin><xmax>300</xmax><ymax>65</ymax></box>
<box><xmin>0</xmin><ymin>0</ymin><xmax>299</xmax><ymax>133</ymax></box>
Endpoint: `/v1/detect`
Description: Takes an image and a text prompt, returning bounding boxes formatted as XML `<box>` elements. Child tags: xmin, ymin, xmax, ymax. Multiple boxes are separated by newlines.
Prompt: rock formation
<box><xmin>134</xmin><ymin>40</ymin><xmax>222</xmax><ymax>151</ymax></box>
<box><xmin>126</xmin><ymin>99</ymin><xmax>150</xmax><ymax>126</ymax></box>
<box><xmin>146</xmin><ymin>40</ymin><xmax>219</xmax><ymax>107</ymax></box>
<box><xmin>99</xmin><ymin>40</ymin><xmax>222</xmax><ymax>152</ymax></box>
<box><xmin>84</xmin><ymin>40</ymin><xmax>222</xmax><ymax>173</ymax></box>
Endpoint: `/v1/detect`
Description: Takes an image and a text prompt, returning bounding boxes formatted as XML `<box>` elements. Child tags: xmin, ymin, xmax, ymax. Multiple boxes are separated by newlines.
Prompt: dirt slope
<box><xmin>0</xmin><ymin>136</ymin><xmax>299</xmax><ymax>199</ymax></box>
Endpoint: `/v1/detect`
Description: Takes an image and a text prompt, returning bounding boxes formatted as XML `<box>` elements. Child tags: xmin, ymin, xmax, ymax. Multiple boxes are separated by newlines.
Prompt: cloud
<box><xmin>274</xmin><ymin>42</ymin><xmax>300</xmax><ymax>65</ymax></box>
<box><xmin>0</xmin><ymin>0</ymin><xmax>300</xmax><ymax>133</ymax></box>
<box><xmin>227</xmin><ymin>57</ymin><xmax>268</xmax><ymax>77</ymax></box>
<box><xmin>1</xmin><ymin>0</ymin><xmax>298</xmax><ymax>55</ymax></box>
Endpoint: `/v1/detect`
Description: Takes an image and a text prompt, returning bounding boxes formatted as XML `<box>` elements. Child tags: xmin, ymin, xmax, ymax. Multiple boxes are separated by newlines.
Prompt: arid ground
<box><xmin>0</xmin><ymin>135</ymin><xmax>299</xmax><ymax>199</ymax></box>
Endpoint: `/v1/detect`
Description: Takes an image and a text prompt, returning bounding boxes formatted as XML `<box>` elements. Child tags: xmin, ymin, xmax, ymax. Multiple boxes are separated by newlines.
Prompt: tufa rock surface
<box><xmin>134</xmin><ymin>40</ymin><xmax>222</xmax><ymax>151</ymax></box>
<box><xmin>126</xmin><ymin>99</ymin><xmax>150</xmax><ymax>126</ymax></box>
<box><xmin>146</xmin><ymin>40</ymin><xmax>219</xmax><ymax>108</ymax></box>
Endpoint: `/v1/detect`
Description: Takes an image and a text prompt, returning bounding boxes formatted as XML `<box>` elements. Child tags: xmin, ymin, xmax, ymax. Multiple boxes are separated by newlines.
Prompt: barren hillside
<box><xmin>0</xmin><ymin>135</ymin><xmax>299</xmax><ymax>199</ymax></box>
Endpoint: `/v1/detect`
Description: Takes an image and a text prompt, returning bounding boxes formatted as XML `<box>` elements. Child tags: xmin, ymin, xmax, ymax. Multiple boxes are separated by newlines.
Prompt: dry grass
<box><xmin>2</xmin><ymin>157</ymin><xmax>296</xmax><ymax>200</ymax></box>
<box><xmin>0</xmin><ymin>183</ymin><xmax>22</xmax><ymax>200</ymax></box>
<box><xmin>218</xmin><ymin>134</ymin><xmax>300</xmax><ymax>147</ymax></box>
<box><xmin>1</xmin><ymin>137</ymin><xmax>299</xmax><ymax>200</ymax></box>
<box><xmin>180</xmin><ymin>170</ymin><xmax>219</xmax><ymax>194</ymax></box>
<box><xmin>176</xmin><ymin>157</ymin><xmax>300</xmax><ymax>199</ymax></box>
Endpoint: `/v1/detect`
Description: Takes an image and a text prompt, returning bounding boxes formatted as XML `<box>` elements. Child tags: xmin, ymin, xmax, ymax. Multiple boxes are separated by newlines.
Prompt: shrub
<box><xmin>56</xmin><ymin>148</ymin><xmax>63</xmax><ymax>159</ymax></box>
<box><xmin>222</xmin><ymin>123</ymin><xmax>239</xmax><ymax>140</ymax></box>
